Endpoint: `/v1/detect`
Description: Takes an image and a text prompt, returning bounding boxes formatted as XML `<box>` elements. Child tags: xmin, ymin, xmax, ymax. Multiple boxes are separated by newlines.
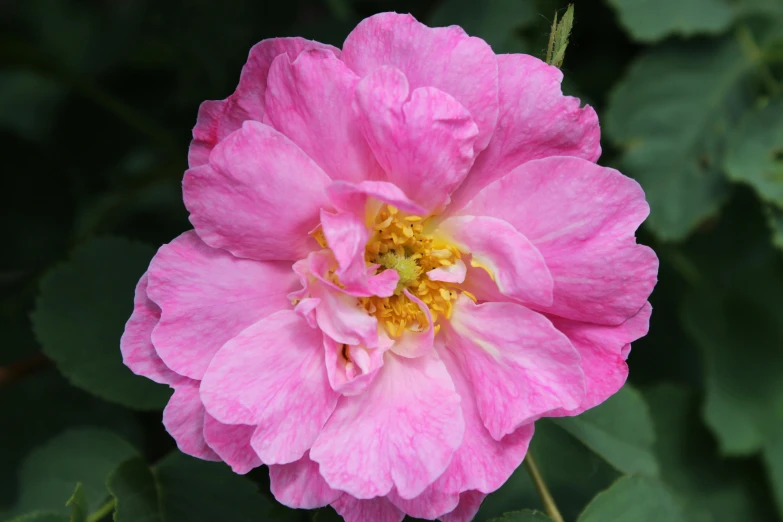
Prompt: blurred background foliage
<box><xmin>2</xmin><ymin>0</ymin><xmax>783</xmax><ymax>521</ymax></box>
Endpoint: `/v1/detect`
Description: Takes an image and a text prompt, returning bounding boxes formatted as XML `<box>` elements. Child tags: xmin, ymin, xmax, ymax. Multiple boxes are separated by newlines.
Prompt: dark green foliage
<box><xmin>3</xmin><ymin>0</ymin><xmax>783</xmax><ymax>521</ymax></box>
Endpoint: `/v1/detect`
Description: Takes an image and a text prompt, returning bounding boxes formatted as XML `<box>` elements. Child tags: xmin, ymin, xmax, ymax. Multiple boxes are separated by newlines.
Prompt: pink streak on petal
<box><xmin>310</xmin><ymin>351</ymin><xmax>464</xmax><ymax>500</ymax></box>
<box><xmin>390</xmin><ymin>289</ymin><xmax>434</xmax><ymax>359</ymax></box>
<box><xmin>450</xmin><ymin>53</ymin><xmax>600</xmax><ymax>212</ymax></box>
<box><xmin>265</xmin><ymin>49</ymin><xmax>383</xmax><ymax>183</ymax></box>
<box><xmin>438</xmin><ymin>216</ymin><xmax>554</xmax><ymax>307</ymax></box>
<box><xmin>163</xmin><ymin>380</ymin><xmax>219</xmax><ymax>461</ymax></box>
<box><xmin>184</xmin><ymin>121</ymin><xmax>331</xmax><ymax>261</ymax></box>
<box><xmin>331</xmin><ymin>495</ymin><xmax>405</xmax><ymax>522</ymax></box>
<box><xmin>427</xmin><ymin>259</ymin><xmax>467</xmax><ymax>284</ymax></box>
<box><xmin>120</xmin><ymin>273</ymin><xmax>184</xmax><ymax>385</ymax></box>
<box><xmin>458</xmin><ymin>156</ymin><xmax>658</xmax><ymax>325</ymax></box>
<box><xmin>202</xmin><ymin>414</ymin><xmax>261</xmax><ymax>475</ymax></box>
<box><xmin>354</xmin><ymin>66</ymin><xmax>479</xmax><ymax>212</ymax></box>
<box><xmin>200</xmin><ymin>310</ymin><xmax>338</xmax><ymax>464</ymax></box>
<box><xmin>269</xmin><ymin>452</ymin><xmax>342</xmax><ymax>509</ymax></box>
<box><xmin>446</xmin><ymin>296</ymin><xmax>583</xmax><ymax>439</ymax></box>
<box><xmin>342</xmin><ymin>12</ymin><xmax>498</xmax><ymax>152</ymax></box>
<box><xmin>146</xmin><ymin>231</ymin><xmax>298</xmax><ymax>380</ymax></box>
<box><xmin>188</xmin><ymin>38</ymin><xmax>339</xmax><ymax>168</ymax></box>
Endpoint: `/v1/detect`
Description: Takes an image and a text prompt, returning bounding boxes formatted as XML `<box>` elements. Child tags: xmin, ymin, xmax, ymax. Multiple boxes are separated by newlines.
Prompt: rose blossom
<box><xmin>121</xmin><ymin>12</ymin><xmax>658</xmax><ymax>522</ymax></box>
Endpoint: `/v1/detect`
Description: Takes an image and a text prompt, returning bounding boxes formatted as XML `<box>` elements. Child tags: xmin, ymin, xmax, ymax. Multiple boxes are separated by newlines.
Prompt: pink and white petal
<box><xmin>200</xmin><ymin>310</ymin><xmax>338</xmax><ymax>464</ymax></box>
<box><xmin>434</xmin><ymin>343</ymin><xmax>534</xmax><ymax>494</ymax></box>
<box><xmin>184</xmin><ymin>121</ymin><xmax>332</xmax><ymax>261</ymax></box>
<box><xmin>446</xmin><ymin>296</ymin><xmax>583</xmax><ymax>440</ymax></box>
<box><xmin>438</xmin><ymin>216</ymin><xmax>554</xmax><ymax>307</ymax></box>
<box><xmin>188</xmin><ymin>38</ymin><xmax>340</xmax><ymax>168</ymax></box>
<box><xmin>146</xmin><ymin>231</ymin><xmax>298</xmax><ymax>380</ymax></box>
<box><xmin>269</xmin><ymin>452</ymin><xmax>342</xmax><ymax>509</ymax></box>
<box><xmin>449</xmin><ymin>54</ymin><xmax>600</xmax><ymax>212</ymax></box>
<box><xmin>389</xmin><ymin>290</ymin><xmax>434</xmax><ymax>359</ymax></box>
<box><xmin>321</xmin><ymin>210</ymin><xmax>397</xmax><ymax>298</ymax></box>
<box><xmin>310</xmin><ymin>352</ymin><xmax>464</xmax><ymax>500</ymax></box>
<box><xmin>439</xmin><ymin>491</ymin><xmax>487</xmax><ymax>522</ymax></box>
<box><xmin>327</xmin><ymin>180</ymin><xmax>428</xmax><ymax>220</ymax></box>
<box><xmin>342</xmin><ymin>12</ymin><xmax>498</xmax><ymax>152</ymax></box>
<box><xmin>324</xmin><ymin>335</ymin><xmax>387</xmax><ymax>396</ymax></box>
<box><xmin>120</xmin><ymin>273</ymin><xmax>184</xmax><ymax>385</ymax></box>
<box><xmin>331</xmin><ymin>495</ymin><xmax>405</xmax><ymax>522</ymax></box>
<box><xmin>458</xmin><ymin>261</ymin><xmax>510</xmax><ymax>304</ymax></box>
<box><xmin>163</xmin><ymin>380</ymin><xmax>219</xmax><ymax>461</ymax></box>
<box><xmin>548</xmin><ymin>302</ymin><xmax>652</xmax><ymax>415</ymax></box>
<box><xmin>265</xmin><ymin>49</ymin><xmax>383</xmax><ymax>183</ymax></box>
<box><xmin>354</xmin><ymin>66</ymin><xmax>479</xmax><ymax>212</ymax></box>
<box><xmin>458</xmin><ymin>156</ymin><xmax>658</xmax><ymax>325</ymax></box>
<box><xmin>202</xmin><ymin>414</ymin><xmax>261</xmax><ymax>474</ymax></box>
<box><xmin>427</xmin><ymin>259</ymin><xmax>467</xmax><ymax>284</ymax></box>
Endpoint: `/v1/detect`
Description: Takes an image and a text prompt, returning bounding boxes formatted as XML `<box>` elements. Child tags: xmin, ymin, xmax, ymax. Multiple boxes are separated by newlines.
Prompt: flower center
<box><xmin>360</xmin><ymin>205</ymin><xmax>472</xmax><ymax>337</ymax></box>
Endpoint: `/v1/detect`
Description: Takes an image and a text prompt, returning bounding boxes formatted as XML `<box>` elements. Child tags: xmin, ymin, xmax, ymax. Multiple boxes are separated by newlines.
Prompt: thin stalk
<box><xmin>524</xmin><ymin>454</ymin><xmax>565</xmax><ymax>522</ymax></box>
<box><xmin>86</xmin><ymin>498</ymin><xmax>116</xmax><ymax>522</ymax></box>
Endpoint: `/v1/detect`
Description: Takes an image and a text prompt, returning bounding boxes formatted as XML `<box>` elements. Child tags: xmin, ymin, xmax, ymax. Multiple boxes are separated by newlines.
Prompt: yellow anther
<box><xmin>439</xmin><ymin>259</ymin><xmax>453</xmax><ymax>266</ymax></box>
<box><xmin>404</xmin><ymin>215</ymin><xmax>422</xmax><ymax>222</ymax></box>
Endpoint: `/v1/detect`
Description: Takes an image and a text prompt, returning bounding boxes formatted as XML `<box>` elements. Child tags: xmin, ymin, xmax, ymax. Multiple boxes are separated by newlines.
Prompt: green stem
<box><xmin>86</xmin><ymin>498</ymin><xmax>116</xmax><ymax>522</ymax></box>
<box><xmin>524</xmin><ymin>454</ymin><xmax>565</xmax><ymax>522</ymax></box>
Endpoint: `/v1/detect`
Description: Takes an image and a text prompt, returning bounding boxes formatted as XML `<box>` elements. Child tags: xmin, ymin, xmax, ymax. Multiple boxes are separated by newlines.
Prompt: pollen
<box><xmin>360</xmin><ymin>204</ymin><xmax>464</xmax><ymax>337</ymax></box>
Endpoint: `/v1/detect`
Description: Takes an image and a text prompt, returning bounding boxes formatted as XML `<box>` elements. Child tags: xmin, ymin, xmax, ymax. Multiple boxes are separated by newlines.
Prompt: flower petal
<box><xmin>427</xmin><ymin>259</ymin><xmax>467</xmax><ymax>284</ymax></box>
<box><xmin>445</xmin><ymin>296</ymin><xmax>583</xmax><ymax>439</ymax></box>
<box><xmin>458</xmin><ymin>156</ymin><xmax>658</xmax><ymax>324</ymax></box>
<box><xmin>449</xmin><ymin>54</ymin><xmax>600</xmax><ymax>211</ymax></box>
<box><xmin>324</xmin><ymin>334</ymin><xmax>388</xmax><ymax>396</ymax></box>
<box><xmin>200</xmin><ymin>310</ymin><xmax>338</xmax><ymax>464</ymax></box>
<box><xmin>310</xmin><ymin>351</ymin><xmax>464</xmax><ymax>500</ymax></box>
<box><xmin>437</xmin><ymin>216</ymin><xmax>554</xmax><ymax>307</ymax></box>
<box><xmin>146</xmin><ymin>231</ymin><xmax>298</xmax><ymax>380</ymax></box>
<box><xmin>188</xmin><ymin>38</ymin><xmax>339</xmax><ymax>168</ymax></box>
<box><xmin>389</xmin><ymin>289</ymin><xmax>435</xmax><ymax>359</ymax></box>
<box><xmin>120</xmin><ymin>273</ymin><xmax>184</xmax><ymax>385</ymax></box>
<box><xmin>269</xmin><ymin>452</ymin><xmax>342</xmax><ymax>509</ymax></box>
<box><xmin>184</xmin><ymin>121</ymin><xmax>331</xmax><ymax>261</ymax></box>
<box><xmin>202</xmin><ymin>414</ymin><xmax>261</xmax><ymax>475</ymax></box>
<box><xmin>354</xmin><ymin>66</ymin><xmax>479</xmax><ymax>212</ymax></box>
<box><xmin>265</xmin><ymin>49</ymin><xmax>383</xmax><ymax>183</ymax></box>
<box><xmin>439</xmin><ymin>491</ymin><xmax>486</xmax><ymax>522</ymax></box>
<box><xmin>342</xmin><ymin>12</ymin><xmax>498</xmax><ymax>152</ymax></box>
<box><xmin>327</xmin><ymin>180</ymin><xmax>428</xmax><ymax>219</ymax></box>
<box><xmin>548</xmin><ymin>302</ymin><xmax>652</xmax><ymax>415</ymax></box>
<box><xmin>163</xmin><ymin>380</ymin><xmax>219</xmax><ymax>461</ymax></box>
<box><xmin>331</xmin><ymin>496</ymin><xmax>405</xmax><ymax>522</ymax></box>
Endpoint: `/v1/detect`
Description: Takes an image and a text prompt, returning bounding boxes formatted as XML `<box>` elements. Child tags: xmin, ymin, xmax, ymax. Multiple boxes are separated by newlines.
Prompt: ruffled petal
<box><xmin>458</xmin><ymin>156</ymin><xmax>658</xmax><ymax>325</ymax></box>
<box><xmin>184</xmin><ymin>121</ymin><xmax>331</xmax><ymax>261</ymax></box>
<box><xmin>342</xmin><ymin>12</ymin><xmax>498</xmax><ymax>152</ymax></box>
<box><xmin>445</xmin><ymin>296</ymin><xmax>583</xmax><ymax>439</ymax></box>
<box><xmin>146</xmin><ymin>231</ymin><xmax>298</xmax><ymax>380</ymax></box>
<box><xmin>324</xmin><ymin>334</ymin><xmax>389</xmax><ymax>396</ymax></box>
<box><xmin>265</xmin><ymin>49</ymin><xmax>383</xmax><ymax>183</ymax></box>
<box><xmin>331</xmin><ymin>495</ymin><xmax>405</xmax><ymax>522</ymax></box>
<box><xmin>163</xmin><ymin>380</ymin><xmax>219</xmax><ymax>461</ymax></box>
<box><xmin>439</xmin><ymin>491</ymin><xmax>486</xmax><ymax>522</ymax></box>
<box><xmin>354</xmin><ymin>66</ymin><xmax>479</xmax><ymax>212</ymax></box>
<box><xmin>549</xmin><ymin>302</ymin><xmax>652</xmax><ymax>415</ymax></box>
<box><xmin>310</xmin><ymin>351</ymin><xmax>464</xmax><ymax>500</ymax></box>
<box><xmin>450</xmin><ymin>53</ymin><xmax>600</xmax><ymax>211</ymax></box>
<box><xmin>327</xmin><ymin>180</ymin><xmax>428</xmax><ymax>219</ymax></box>
<box><xmin>389</xmin><ymin>290</ymin><xmax>435</xmax><ymax>358</ymax></box>
<box><xmin>427</xmin><ymin>259</ymin><xmax>467</xmax><ymax>284</ymax></box>
<box><xmin>200</xmin><ymin>310</ymin><xmax>338</xmax><ymax>464</ymax></box>
<box><xmin>120</xmin><ymin>273</ymin><xmax>184</xmax><ymax>385</ymax></box>
<box><xmin>188</xmin><ymin>38</ymin><xmax>339</xmax><ymax>167</ymax></box>
<box><xmin>269</xmin><ymin>452</ymin><xmax>342</xmax><ymax>509</ymax></box>
<box><xmin>202</xmin><ymin>414</ymin><xmax>261</xmax><ymax>474</ymax></box>
<box><xmin>437</xmin><ymin>216</ymin><xmax>554</xmax><ymax>307</ymax></box>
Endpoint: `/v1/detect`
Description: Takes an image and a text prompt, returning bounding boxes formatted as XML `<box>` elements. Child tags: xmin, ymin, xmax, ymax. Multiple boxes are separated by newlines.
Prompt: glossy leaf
<box><xmin>577</xmin><ymin>475</ymin><xmax>688</xmax><ymax>522</ymax></box>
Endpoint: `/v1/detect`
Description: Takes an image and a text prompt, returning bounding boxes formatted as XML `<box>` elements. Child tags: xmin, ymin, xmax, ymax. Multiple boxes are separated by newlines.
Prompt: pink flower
<box><xmin>121</xmin><ymin>12</ymin><xmax>657</xmax><ymax>522</ymax></box>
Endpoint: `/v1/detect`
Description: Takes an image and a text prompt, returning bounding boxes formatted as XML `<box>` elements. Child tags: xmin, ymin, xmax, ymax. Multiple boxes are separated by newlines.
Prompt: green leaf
<box><xmin>725</xmin><ymin>96</ymin><xmax>783</xmax><ymax>207</ymax></box>
<box><xmin>429</xmin><ymin>0</ymin><xmax>535</xmax><ymax>53</ymax></box>
<box><xmin>8</xmin><ymin>429</ymin><xmax>138</xmax><ymax>518</ymax></box>
<box><xmin>764</xmin><ymin>436</ymin><xmax>783</xmax><ymax>516</ymax></box>
<box><xmin>767</xmin><ymin>204</ymin><xmax>783</xmax><ymax>250</ymax></box>
<box><xmin>577</xmin><ymin>476</ymin><xmax>688</xmax><ymax>522</ymax></box>
<box><xmin>646</xmin><ymin>384</ymin><xmax>779</xmax><ymax>522</ymax></box>
<box><xmin>6</xmin><ymin>513</ymin><xmax>70</xmax><ymax>522</ymax></box>
<box><xmin>154</xmin><ymin>452</ymin><xmax>273</xmax><ymax>522</ymax></box>
<box><xmin>66</xmin><ymin>484</ymin><xmax>88</xmax><ymax>522</ymax></box>
<box><xmin>106</xmin><ymin>459</ymin><xmax>163</xmax><ymax>522</ymax></box>
<box><xmin>554</xmin><ymin>385</ymin><xmax>659</xmax><ymax>476</ymax></box>
<box><xmin>606</xmin><ymin>0</ymin><xmax>733</xmax><ymax>42</ymax></box>
<box><xmin>488</xmin><ymin>510</ymin><xmax>553</xmax><ymax>521</ymax></box>
<box><xmin>606</xmin><ymin>34</ymin><xmax>773</xmax><ymax>240</ymax></box>
<box><xmin>477</xmin><ymin>420</ymin><xmax>618</xmax><ymax>521</ymax></box>
<box><xmin>0</xmin><ymin>71</ymin><xmax>64</xmax><ymax>140</ymax></box>
<box><xmin>32</xmin><ymin>236</ymin><xmax>171</xmax><ymax>410</ymax></box>
<box><xmin>545</xmin><ymin>4</ymin><xmax>574</xmax><ymax>69</ymax></box>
